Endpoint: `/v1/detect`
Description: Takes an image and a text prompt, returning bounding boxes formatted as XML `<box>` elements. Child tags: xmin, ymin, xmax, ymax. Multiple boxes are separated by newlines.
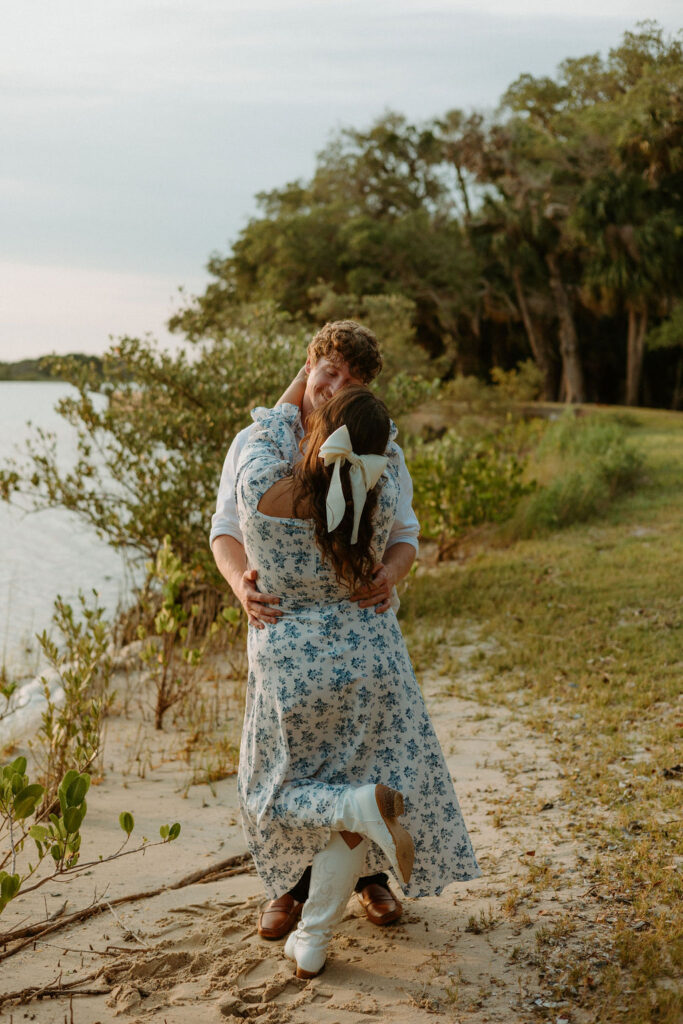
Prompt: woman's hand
<box><xmin>275</xmin><ymin>366</ymin><xmax>308</xmax><ymax>408</ymax></box>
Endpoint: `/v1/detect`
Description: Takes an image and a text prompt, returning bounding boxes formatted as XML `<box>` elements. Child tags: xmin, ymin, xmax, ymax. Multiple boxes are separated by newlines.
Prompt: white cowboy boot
<box><xmin>332</xmin><ymin>783</ymin><xmax>414</xmax><ymax>885</ymax></box>
<box><xmin>284</xmin><ymin>831</ymin><xmax>368</xmax><ymax>979</ymax></box>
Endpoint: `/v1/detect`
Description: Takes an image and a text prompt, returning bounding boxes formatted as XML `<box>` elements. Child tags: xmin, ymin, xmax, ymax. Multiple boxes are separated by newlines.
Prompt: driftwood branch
<box><xmin>0</xmin><ymin>966</ymin><xmax>112</xmax><ymax>1006</ymax></box>
<box><xmin>0</xmin><ymin>851</ymin><xmax>252</xmax><ymax>962</ymax></box>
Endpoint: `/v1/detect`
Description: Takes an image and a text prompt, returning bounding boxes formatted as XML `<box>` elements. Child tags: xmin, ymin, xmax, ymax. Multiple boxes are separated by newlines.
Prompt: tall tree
<box><xmin>572</xmin><ymin>24</ymin><xmax>683</xmax><ymax>402</ymax></box>
<box><xmin>170</xmin><ymin>23</ymin><xmax>682</xmax><ymax>408</ymax></box>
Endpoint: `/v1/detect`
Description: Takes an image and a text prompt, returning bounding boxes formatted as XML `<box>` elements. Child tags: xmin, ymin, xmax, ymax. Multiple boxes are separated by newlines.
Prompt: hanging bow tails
<box><xmin>319</xmin><ymin>425</ymin><xmax>388</xmax><ymax>543</ymax></box>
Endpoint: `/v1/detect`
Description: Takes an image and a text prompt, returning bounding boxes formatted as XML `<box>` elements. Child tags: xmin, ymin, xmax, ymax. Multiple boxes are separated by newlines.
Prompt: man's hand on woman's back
<box><xmin>212</xmin><ymin>535</ymin><xmax>282</xmax><ymax>629</ymax></box>
<box><xmin>237</xmin><ymin>569</ymin><xmax>282</xmax><ymax>629</ymax></box>
<box><xmin>350</xmin><ymin>563</ymin><xmax>395</xmax><ymax>613</ymax></box>
<box><xmin>350</xmin><ymin>542</ymin><xmax>416</xmax><ymax>614</ymax></box>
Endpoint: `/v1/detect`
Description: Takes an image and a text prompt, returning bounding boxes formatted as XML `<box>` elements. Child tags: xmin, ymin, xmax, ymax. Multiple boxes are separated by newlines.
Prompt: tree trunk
<box><xmin>511</xmin><ymin>268</ymin><xmax>555</xmax><ymax>399</ymax></box>
<box><xmin>455</xmin><ymin>162</ymin><xmax>472</xmax><ymax>223</ymax></box>
<box><xmin>625</xmin><ymin>306</ymin><xmax>648</xmax><ymax>406</ymax></box>
<box><xmin>546</xmin><ymin>253</ymin><xmax>585</xmax><ymax>404</ymax></box>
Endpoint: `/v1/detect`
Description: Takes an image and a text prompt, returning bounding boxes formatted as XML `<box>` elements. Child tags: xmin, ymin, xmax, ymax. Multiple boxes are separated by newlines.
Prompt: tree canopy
<box><xmin>171</xmin><ymin>22</ymin><xmax>683</xmax><ymax>407</ymax></box>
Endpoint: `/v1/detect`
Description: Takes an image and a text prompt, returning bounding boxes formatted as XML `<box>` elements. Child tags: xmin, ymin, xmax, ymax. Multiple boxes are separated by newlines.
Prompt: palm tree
<box><xmin>576</xmin><ymin>171</ymin><xmax>677</xmax><ymax>404</ymax></box>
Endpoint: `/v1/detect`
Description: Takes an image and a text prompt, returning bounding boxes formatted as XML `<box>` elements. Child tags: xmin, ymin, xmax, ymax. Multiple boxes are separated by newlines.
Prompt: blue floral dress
<box><xmin>235</xmin><ymin>404</ymin><xmax>480</xmax><ymax>899</ymax></box>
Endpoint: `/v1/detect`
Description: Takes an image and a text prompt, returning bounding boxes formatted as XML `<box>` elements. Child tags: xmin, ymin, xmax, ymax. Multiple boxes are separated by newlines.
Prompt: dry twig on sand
<box><xmin>0</xmin><ymin>850</ymin><xmax>252</xmax><ymax>961</ymax></box>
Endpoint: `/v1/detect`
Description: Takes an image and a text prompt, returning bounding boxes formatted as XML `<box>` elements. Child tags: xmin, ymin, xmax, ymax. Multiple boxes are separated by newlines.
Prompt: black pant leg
<box><xmin>286</xmin><ymin>866</ymin><xmax>389</xmax><ymax>901</ymax></box>
<box><xmin>354</xmin><ymin>871</ymin><xmax>389</xmax><ymax>893</ymax></box>
<box><xmin>286</xmin><ymin>865</ymin><xmax>312</xmax><ymax>903</ymax></box>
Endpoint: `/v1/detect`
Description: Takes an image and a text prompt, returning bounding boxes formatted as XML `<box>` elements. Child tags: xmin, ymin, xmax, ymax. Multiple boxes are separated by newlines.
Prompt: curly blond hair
<box><xmin>308</xmin><ymin>320</ymin><xmax>382</xmax><ymax>383</ymax></box>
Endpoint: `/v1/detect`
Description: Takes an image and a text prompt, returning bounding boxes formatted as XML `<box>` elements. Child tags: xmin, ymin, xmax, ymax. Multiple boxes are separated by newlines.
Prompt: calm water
<box><xmin>0</xmin><ymin>382</ymin><xmax>136</xmax><ymax>674</ymax></box>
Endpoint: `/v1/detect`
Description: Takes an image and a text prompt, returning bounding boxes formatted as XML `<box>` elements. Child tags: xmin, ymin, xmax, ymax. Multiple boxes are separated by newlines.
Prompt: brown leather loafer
<box><xmin>357</xmin><ymin>882</ymin><xmax>403</xmax><ymax>926</ymax></box>
<box><xmin>257</xmin><ymin>894</ymin><xmax>303</xmax><ymax>940</ymax></box>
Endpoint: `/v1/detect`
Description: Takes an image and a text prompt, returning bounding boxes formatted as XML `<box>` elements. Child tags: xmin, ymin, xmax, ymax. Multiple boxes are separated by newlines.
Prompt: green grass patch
<box><xmin>508</xmin><ymin>410</ymin><xmax>645</xmax><ymax>537</ymax></box>
<box><xmin>407</xmin><ymin>398</ymin><xmax>651</xmax><ymax>558</ymax></box>
<box><xmin>401</xmin><ymin>406</ymin><xmax>683</xmax><ymax>1024</ymax></box>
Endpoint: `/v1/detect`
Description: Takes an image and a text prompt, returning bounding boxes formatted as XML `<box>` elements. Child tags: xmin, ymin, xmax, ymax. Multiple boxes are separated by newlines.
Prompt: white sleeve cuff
<box><xmin>385</xmin><ymin>531</ymin><xmax>419</xmax><ymax>553</ymax></box>
<box><xmin>209</xmin><ymin>515</ymin><xmax>244</xmax><ymax>549</ymax></box>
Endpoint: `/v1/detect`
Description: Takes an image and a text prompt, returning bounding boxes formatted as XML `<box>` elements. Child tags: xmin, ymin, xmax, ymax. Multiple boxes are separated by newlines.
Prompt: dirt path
<box><xmin>1</xmin><ymin>664</ymin><xmax>603</xmax><ymax>1023</ymax></box>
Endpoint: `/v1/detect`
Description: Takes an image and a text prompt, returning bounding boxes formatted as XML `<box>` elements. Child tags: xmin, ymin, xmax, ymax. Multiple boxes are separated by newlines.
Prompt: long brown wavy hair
<box><xmin>294</xmin><ymin>386</ymin><xmax>391</xmax><ymax>589</ymax></box>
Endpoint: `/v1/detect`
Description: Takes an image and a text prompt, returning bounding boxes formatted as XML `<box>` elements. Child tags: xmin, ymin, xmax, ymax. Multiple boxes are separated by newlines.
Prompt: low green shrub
<box><xmin>1</xmin><ymin>754</ymin><xmax>180</xmax><ymax>926</ymax></box>
<box><xmin>409</xmin><ymin>426</ymin><xmax>534</xmax><ymax>555</ymax></box>
<box><xmin>490</xmin><ymin>359</ymin><xmax>544</xmax><ymax>402</ymax></box>
<box><xmin>512</xmin><ymin>468</ymin><xmax>611</xmax><ymax>533</ymax></box>
<box><xmin>509</xmin><ymin>412</ymin><xmax>644</xmax><ymax>536</ymax></box>
<box><xmin>538</xmin><ymin>410</ymin><xmax>639</xmax><ymax>462</ymax></box>
<box><xmin>137</xmin><ymin>537</ymin><xmax>242</xmax><ymax>730</ymax></box>
<box><xmin>34</xmin><ymin>592</ymin><xmax>113</xmax><ymax>809</ymax></box>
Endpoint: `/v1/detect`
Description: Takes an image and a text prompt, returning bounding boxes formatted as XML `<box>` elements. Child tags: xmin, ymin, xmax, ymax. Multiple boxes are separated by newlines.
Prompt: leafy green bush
<box><xmin>490</xmin><ymin>359</ymin><xmax>544</xmax><ymax>402</ymax></box>
<box><xmin>1</xmin><ymin>755</ymin><xmax>180</xmax><ymax>923</ymax></box>
<box><xmin>34</xmin><ymin>592</ymin><xmax>113</xmax><ymax>809</ymax></box>
<box><xmin>509</xmin><ymin>413</ymin><xmax>644</xmax><ymax>536</ymax></box>
<box><xmin>137</xmin><ymin>537</ymin><xmax>242</xmax><ymax>729</ymax></box>
<box><xmin>512</xmin><ymin>469</ymin><xmax>611</xmax><ymax>534</ymax></box>
<box><xmin>540</xmin><ymin>412</ymin><xmax>643</xmax><ymax>494</ymax></box>
<box><xmin>0</xmin><ymin>305</ymin><xmax>308</xmax><ymax>579</ymax></box>
<box><xmin>409</xmin><ymin>427</ymin><xmax>534</xmax><ymax>555</ymax></box>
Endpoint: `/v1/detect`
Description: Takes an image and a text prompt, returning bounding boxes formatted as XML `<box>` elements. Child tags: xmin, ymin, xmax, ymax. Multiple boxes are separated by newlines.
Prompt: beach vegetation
<box><xmin>507</xmin><ymin>411</ymin><xmax>644</xmax><ymax>537</ymax></box>
<box><xmin>0</xmin><ymin>754</ymin><xmax>180</xmax><ymax>923</ymax></box>
<box><xmin>408</xmin><ymin>425</ymin><xmax>534</xmax><ymax>558</ymax></box>
<box><xmin>33</xmin><ymin>592</ymin><xmax>113</xmax><ymax>810</ymax></box>
<box><xmin>0</xmin><ymin>593</ymin><xmax>185</xmax><ymax>930</ymax></box>
<box><xmin>136</xmin><ymin>537</ymin><xmax>242</xmax><ymax>729</ymax></box>
<box><xmin>0</xmin><ymin>305</ymin><xmax>308</xmax><ymax>581</ymax></box>
<box><xmin>405</xmin><ymin>405</ymin><xmax>645</xmax><ymax>558</ymax></box>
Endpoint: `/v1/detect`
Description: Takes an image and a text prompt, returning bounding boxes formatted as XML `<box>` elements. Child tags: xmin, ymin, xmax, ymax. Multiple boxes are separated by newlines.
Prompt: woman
<box><xmin>235</xmin><ymin>384</ymin><xmax>479</xmax><ymax>978</ymax></box>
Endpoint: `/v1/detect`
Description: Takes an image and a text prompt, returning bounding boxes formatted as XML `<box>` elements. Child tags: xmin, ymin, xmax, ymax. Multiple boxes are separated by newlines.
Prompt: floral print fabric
<box><xmin>235</xmin><ymin>404</ymin><xmax>480</xmax><ymax>898</ymax></box>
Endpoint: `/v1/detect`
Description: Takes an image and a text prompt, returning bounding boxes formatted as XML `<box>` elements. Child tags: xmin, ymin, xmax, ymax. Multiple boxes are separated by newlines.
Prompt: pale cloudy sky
<box><xmin>1</xmin><ymin>1</ymin><xmax>679</xmax><ymax>360</ymax></box>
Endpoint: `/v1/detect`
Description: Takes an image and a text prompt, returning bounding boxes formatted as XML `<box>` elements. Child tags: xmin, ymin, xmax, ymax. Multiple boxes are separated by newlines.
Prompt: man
<box><xmin>211</xmin><ymin>320</ymin><xmax>419</xmax><ymax>939</ymax></box>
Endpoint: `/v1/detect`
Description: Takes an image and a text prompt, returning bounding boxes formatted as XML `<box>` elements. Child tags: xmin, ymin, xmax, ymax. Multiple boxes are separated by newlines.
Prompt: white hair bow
<box><xmin>318</xmin><ymin>425</ymin><xmax>387</xmax><ymax>544</ymax></box>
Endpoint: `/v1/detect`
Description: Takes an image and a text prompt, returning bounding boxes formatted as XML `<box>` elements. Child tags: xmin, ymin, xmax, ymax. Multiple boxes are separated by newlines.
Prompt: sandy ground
<box><xmin>0</xmin><ymin>652</ymin><xmax>602</xmax><ymax>1024</ymax></box>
